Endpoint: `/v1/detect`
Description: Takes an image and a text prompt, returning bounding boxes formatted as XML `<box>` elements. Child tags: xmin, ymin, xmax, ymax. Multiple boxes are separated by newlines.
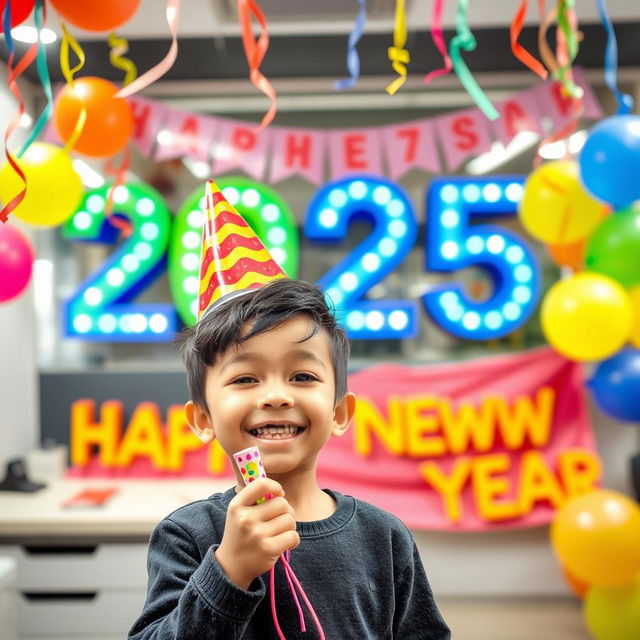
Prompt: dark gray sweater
<box><xmin>129</xmin><ymin>487</ymin><xmax>451</xmax><ymax>639</ymax></box>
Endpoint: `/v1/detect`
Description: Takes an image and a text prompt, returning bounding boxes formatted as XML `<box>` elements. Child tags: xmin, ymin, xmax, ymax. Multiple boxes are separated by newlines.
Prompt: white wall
<box><xmin>0</xmin><ymin>67</ymin><xmax>39</xmax><ymax>468</ymax></box>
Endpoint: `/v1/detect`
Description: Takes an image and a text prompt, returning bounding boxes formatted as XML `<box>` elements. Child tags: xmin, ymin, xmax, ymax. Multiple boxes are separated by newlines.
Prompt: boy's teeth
<box><xmin>251</xmin><ymin>425</ymin><xmax>300</xmax><ymax>439</ymax></box>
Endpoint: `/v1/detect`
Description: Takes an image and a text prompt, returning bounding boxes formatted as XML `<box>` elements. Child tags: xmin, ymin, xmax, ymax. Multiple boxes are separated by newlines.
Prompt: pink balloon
<box><xmin>0</xmin><ymin>224</ymin><xmax>34</xmax><ymax>302</ymax></box>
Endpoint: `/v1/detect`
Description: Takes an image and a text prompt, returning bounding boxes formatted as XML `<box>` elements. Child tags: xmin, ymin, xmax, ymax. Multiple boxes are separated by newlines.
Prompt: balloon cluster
<box><xmin>0</xmin><ymin>1</ymin><xmax>140</xmax><ymax>303</ymax></box>
<box><xmin>551</xmin><ymin>490</ymin><xmax>640</xmax><ymax>640</ymax></box>
<box><xmin>520</xmin><ymin>115</ymin><xmax>640</xmax><ymax>639</ymax></box>
<box><xmin>519</xmin><ymin>115</ymin><xmax>640</xmax><ymax>422</ymax></box>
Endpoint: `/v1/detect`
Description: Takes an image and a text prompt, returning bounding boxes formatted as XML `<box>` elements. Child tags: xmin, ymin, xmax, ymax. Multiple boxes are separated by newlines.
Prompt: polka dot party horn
<box><xmin>233</xmin><ymin>446</ymin><xmax>273</xmax><ymax>503</ymax></box>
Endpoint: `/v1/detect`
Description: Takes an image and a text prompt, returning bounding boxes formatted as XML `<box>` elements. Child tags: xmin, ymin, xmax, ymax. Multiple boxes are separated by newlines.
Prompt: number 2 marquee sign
<box><xmin>62</xmin><ymin>174</ymin><xmax>539</xmax><ymax>342</ymax></box>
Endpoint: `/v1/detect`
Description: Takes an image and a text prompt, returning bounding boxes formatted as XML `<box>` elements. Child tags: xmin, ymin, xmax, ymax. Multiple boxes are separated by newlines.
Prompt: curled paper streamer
<box><xmin>238</xmin><ymin>0</ymin><xmax>277</xmax><ymax>129</ymax></box>
<box><xmin>335</xmin><ymin>0</ymin><xmax>366</xmax><ymax>90</ymax></box>
<box><xmin>449</xmin><ymin>0</ymin><xmax>499</xmax><ymax>120</ymax></box>
<box><xmin>1</xmin><ymin>2</ymin><xmax>38</xmax><ymax>223</ymax></box>
<box><xmin>59</xmin><ymin>23</ymin><xmax>87</xmax><ymax>152</ymax></box>
<box><xmin>104</xmin><ymin>147</ymin><xmax>133</xmax><ymax>236</ymax></box>
<box><xmin>18</xmin><ymin>0</ymin><xmax>53</xmax><ymax>158</ymax></box>
<box><xmin>116</xmin><ymin>0</ymin><xmax>180</xmax><ymax>99</ymax></box>
<box><xmin>554</xmin><ymin>0</ymin><xmax>582</xmax><ymax>99</ymax></box>
<box><xmin>510</xmin><ymin>0</ymin><xmax>548</xmax><ymax>79</ymax></box>
<box><xmin>596</xmin><ymin>0</ymin><xmax>633</xmax><ymax>114</ymax></box>
<box><xmin>108</xmin><ymin>32</ymin><xmax>138</xmax><ymax>87</ymax></box>
<box><xmin>423</xmin><ymin>0</ymin><xmax>452</xmax><ymax>86</ymax></box>
<box><xmin>385</xmin><ymin>0</ymin><xmax>409</xmax><ymax>96</ymax></box>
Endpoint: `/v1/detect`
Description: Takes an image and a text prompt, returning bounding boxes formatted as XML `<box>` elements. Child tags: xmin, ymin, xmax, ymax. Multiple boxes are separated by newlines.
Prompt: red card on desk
<box><xmin>61</xmin><ymin>487</ymin><xmax>118</xmax><ymax>508</ymax></box>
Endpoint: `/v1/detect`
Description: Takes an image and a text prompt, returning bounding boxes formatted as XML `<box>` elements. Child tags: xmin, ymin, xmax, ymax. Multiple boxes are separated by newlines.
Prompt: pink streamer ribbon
<box><xmin>116</xmin><ymin>0</ymin><xmax>180</xmax><ymax>99</ymax></box>
<box><xmin>423</xmin><ymin>0</ymin><xmax>452</xmax><ymax>85</ymax></box>
<box><xmin>270</xmin><ymin>549</ymin><xmax>325</xmax><ymax>640</ymax></box>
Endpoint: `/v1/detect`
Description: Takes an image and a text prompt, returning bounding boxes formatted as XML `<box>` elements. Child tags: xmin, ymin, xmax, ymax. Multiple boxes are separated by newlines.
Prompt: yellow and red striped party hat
<box><xmin>198</xmin><ymin>180</ymin><xmax>287</xmax><ymax>320</ymax></box>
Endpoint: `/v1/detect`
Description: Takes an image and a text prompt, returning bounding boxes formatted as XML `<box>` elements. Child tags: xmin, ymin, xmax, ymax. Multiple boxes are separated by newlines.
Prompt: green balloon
<box><xmin>586</xmin><ymin>204</ymin><xmax>640</xmax><ymax>288</ymax></box>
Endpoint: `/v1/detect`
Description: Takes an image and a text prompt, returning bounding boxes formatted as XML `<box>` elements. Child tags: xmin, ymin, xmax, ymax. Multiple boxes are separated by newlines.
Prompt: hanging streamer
<box><xmin>59</xmin><ymin>23</ymin><xmax>87</xmax><ymax>152</ymax></box>
<box><xmin>449</xmin><ymin>0</ymin><xmax>499</xmax><ymax>120</ymax></box>
<box><xmin>335</xmin><ymin>0</ymin><xmax>367</xmax><ymax>90</ymax></box>
<box><xmin>554</xmin><ymin>0</ymin><xmax>582</xmax><ymax>99</ymax></box>
<box><xmin>533</xmin><ymin>2</ymin><xmax>583</xmax><ymax>167</ymax></box>
<box><xmin>18</xmin><ymin>0</ymin><xmax>53</xmax><ymax>157</ymax></box>
<box><xmin>104</xmin><ymin>147</ymin><xmax>133</xmax><ymax>236</ymax></box>
<box><xmin>237</xmin><ymin>0</ymin><xmax>277</xmax><ymax>128</ymax></box>
<box><xmin>116</xmin><ymin>0</ymin><xmax>180</xmax><ymax>99</ymax></box>
<box><xmin>386</xmin><ymin>0</ymin><xmax>409</xmax><ymax>95</ymax></box>
<box><xmin>596</xmin><ymin>0</ymin><xmax>633</xmax><ymax>114</ymax></box>
<box><xmin>510</xmin><ymin>0</ymin><xmax>548</xmax><ymax>79</ymax></box>
<box><xmin>0</xmin><ymin>1</ymin><xmax>38</xmax><ymax>223</ymax></box>
<box><xmin>423</xmin><ymin>0</ymin><xmax>452</xmax><ymax>86</ymax></box>
<box><xmin>108</xmin><ymin>32</ymin><xmax>138</xmax><ymax>87</ymax></box>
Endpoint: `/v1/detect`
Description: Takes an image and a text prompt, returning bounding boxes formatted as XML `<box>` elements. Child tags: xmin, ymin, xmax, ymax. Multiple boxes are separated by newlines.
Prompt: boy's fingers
<box><xmin>233</xmin><ymin>478</ymin><xmax>284</xmax><ymax>506</ymax></box>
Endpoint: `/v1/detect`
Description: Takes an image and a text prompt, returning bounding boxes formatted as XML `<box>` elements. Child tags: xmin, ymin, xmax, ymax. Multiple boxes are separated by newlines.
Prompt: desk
<box><xmin>0</xmin><ymin>478</ymin><xmax>231</xmax><ymax>639</ymax></box>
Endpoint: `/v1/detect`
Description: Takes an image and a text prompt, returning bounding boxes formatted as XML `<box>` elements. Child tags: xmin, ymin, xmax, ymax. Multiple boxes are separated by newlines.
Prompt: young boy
<box><xmin>129</xmin><ymin>182</ymin><xmax>450</xmax><ymax>639</ymax></box>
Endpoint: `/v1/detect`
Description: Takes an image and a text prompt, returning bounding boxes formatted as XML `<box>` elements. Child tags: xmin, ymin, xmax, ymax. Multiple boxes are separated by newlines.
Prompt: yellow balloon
<box><xmin>541</xmin><ymin>272</ymin><xmax>633</xmax><ymax>361</ymax></box>
<box><xmin>551</xmin><ymin>490</ymin><xmax>640</xmax><ymax>587</ymax></box>
<box><xmin>519</xmin><ymin>160</ymin><xmax>607</xmax><ymax>244</ymax></box>
<box><xmin>0</xmin><ymin>143</ymin><xmax>83</xmax><ymax>227</ymax></box>
<box><xmin>630</xmin><ymin>286</ymin><xmax>640</xmax><ymax>349</ymax></box>
<box><xmin>585</xmin><ymin>581</ymin><xmax>640</xmax><ymax>640</ymax></box>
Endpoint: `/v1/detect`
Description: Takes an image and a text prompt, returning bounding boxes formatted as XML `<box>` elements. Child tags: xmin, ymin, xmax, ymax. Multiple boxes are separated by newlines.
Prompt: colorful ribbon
<box><xmin>104</xmin><ymin>147</ymin><xmax>133</xmax><ymax>236</ymax></box>
<box><xmin>17</xmin><ymin>0</ymin><xmax>53</xmax><ymax>158</ymax></box>
<box><xmin>386</xmin><ymin>0</ymin><xmax>409</xmax><ymax>95</ymax></box>
<box><xmin>108</xmin><ymin>32</ymin><xmax>138</xmax><ymax>87</ymax></box>
<box><xmin>554</xmin><ymin>0</ymin><xmax>582</xmax><ymax>99</ymax></box>
<box><xmin>270</xmin><ymin>550</ymin><xmax>325</xmax><ymax>640</ymax></box>
<box><xmin>116</xmin><ymin>0</ymin><xmax>180</xmax><ymax>99</ymax></box>
<box><xmin>1</xmin><ymin>1</ymin><xmax>38</xmax><ymax>223</ymax></box>
<box><xmin>335</xmin><ymin>0</ymin><xmax>367</xmax><ymax>90</ymax></box>
<box><xmin>510</xmin><ymin>0</ymin><xmax>548</xmax><ymax>79</ymax></box>
<box><xmin>59</xmin><ymin>23</ymin><xmax>87</xmax><ymax>152</ymax></box>
<box><xmin>237</xmin><ymin>0</ymin><xmax>277</xmax><ymax>129</ymax></box>
<box><xmin>596</xmin><ymin>0</ymin><xmax>633</xmax><ymax>114</ymax></box>
<box><xmin>423</xmin><ymin>0</ymin><xmax>452</xmax><ymax>86</ymax></box>
<box><xmin>449</xmin><ymin>0</ymin><xmax>499</xmax><ymax>120</ymax></box>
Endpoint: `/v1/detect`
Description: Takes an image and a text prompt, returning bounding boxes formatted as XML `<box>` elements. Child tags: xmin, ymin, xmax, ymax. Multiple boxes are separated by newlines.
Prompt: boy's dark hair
<box><xmin>177</xmin><ymin>280</ymin><xmax>350</xmax><ymax>412</ymax></box>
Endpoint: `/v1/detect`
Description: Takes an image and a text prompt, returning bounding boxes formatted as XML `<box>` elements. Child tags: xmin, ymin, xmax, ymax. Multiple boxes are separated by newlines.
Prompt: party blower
<box><xmin>233</xmin><ymin>446</ymin><xmax>325</xmax><ymax>640</ymax></box>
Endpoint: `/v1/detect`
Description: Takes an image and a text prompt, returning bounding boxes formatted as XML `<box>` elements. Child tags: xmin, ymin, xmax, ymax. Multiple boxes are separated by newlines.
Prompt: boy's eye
<box><xmin>292</xmin><ymin>373</ymin><xmax>318</xmax><ymax>382</ymax></box>
<box><xmin>232</xmin><ymin>376</ymin><xmax>257</xmax><ymax>384</ymax></box>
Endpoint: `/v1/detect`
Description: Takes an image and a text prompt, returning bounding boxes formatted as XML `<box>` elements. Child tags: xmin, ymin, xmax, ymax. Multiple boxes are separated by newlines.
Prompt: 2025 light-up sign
<box><xmin>62</xmin><ymin>175</ymin><xmax>540</xmax><ymax>342</ymax></box>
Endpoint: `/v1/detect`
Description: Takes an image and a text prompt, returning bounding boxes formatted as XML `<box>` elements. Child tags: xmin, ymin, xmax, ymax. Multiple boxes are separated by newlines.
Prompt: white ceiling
<box><xmin>52</xmin><ymin>0</ymin><xmax>640</xmax><ymax>40</ymax></box>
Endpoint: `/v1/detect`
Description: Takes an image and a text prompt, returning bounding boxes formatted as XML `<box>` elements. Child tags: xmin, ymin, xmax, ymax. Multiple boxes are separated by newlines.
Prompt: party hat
<box><xmin>198</xmin><ymin>180</ymin><xmax>287</xmax><ymax>320</ymax></box>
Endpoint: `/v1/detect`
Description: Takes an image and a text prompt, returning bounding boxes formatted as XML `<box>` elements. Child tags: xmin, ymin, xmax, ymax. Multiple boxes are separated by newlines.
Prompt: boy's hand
<box><xmin>214</xmin><ymin>478</ymin><xmax>299</xmax><ymax>590</ymax></box>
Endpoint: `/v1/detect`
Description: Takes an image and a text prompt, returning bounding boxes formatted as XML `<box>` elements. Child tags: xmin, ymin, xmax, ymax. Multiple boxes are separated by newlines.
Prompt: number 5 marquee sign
<box><xmin>62</xmin><ymin>175</ymin><xmax>539</xmax><ymax>342</ymax></box>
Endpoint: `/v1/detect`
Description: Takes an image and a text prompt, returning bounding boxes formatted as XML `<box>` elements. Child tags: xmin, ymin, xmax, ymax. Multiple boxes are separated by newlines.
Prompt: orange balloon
<box><xmin>562</xmin><ymin>565</ymin><xmax>590</xmax><ymax>599</ymax></box>
<box><xmin>551</xmin><ymin>490</ymin><xmax>640</xmax><ymax>587</ymax></box>
<box><xmin>49</xmin><ymin>0</ymin><xmax>140</xmax><ymax>32</ymax></box>
<box><xmin>54</xmin><ymin>77</ymin><xmax>133</xmax><ymax>157</ymax></box>
<box><xmin>547</xmin><ymin>239</ymin><xmax>587</xmax><ymax>271</ymax></box>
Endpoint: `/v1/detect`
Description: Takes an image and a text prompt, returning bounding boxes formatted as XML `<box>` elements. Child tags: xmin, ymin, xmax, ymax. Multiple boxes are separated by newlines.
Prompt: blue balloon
<box><xmin>579</xmin><ymin>115</ymin><xmax>640</xmax><ymax>209</ymax></box>
<box><xmin>588</xmin><ymin>348</ymin><xmax>640</xmax><ymax>422</ymax></box>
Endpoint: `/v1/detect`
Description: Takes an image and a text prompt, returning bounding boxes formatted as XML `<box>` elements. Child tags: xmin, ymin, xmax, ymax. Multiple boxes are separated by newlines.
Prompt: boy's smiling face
<box><xmin>186</xmin><ymin>314</ymin><xmax>355</xmax><ymax>480</ymax></box>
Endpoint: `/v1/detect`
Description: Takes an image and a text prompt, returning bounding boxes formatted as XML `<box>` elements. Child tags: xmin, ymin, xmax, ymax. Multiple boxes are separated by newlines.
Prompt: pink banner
<box><xmin>269</xmin><ymin>127</ymin><xmax>325</xmax><ymax>184</ymax></box>
<box><xmin>129</xmin><ymin>97</ymin><xmax>170</xmax><ymax>157</ymax></box>
<box><xmin>329</xmin><ymin>128</ymin><xmax>383</xmax><ymax>179</ymax></box>
<box><xmin>68</xmin><ymin>348</ymin><xmax>600</xmax><ymax>532</ymax></box>
<box><xmin>533</xmin><ymin>72</ymin><xmax>603</xmax><ymax>133</ymax></box>
<box><xmin>154</xmin><ymin>110</ymin><xmax>219</xmax><ymax>162</ymax></box>
<box><xmin>492</xmin><ymin>89</ymin><xmax>544</xmax><ymax>146</ymax></box>
<box><xmin>383</xmin><ymin>119</ymin><xmax>440</xmax><ymax>179</ymax></box>
<box><xmin>436</xmin><ymin>107</ymin><xmax>493</xmax><ymax>171</ymax></box>
<box><xmin>212</xmin><ymin>119</ymin><xmax>271</xmax><ymax>181</ymax></box>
